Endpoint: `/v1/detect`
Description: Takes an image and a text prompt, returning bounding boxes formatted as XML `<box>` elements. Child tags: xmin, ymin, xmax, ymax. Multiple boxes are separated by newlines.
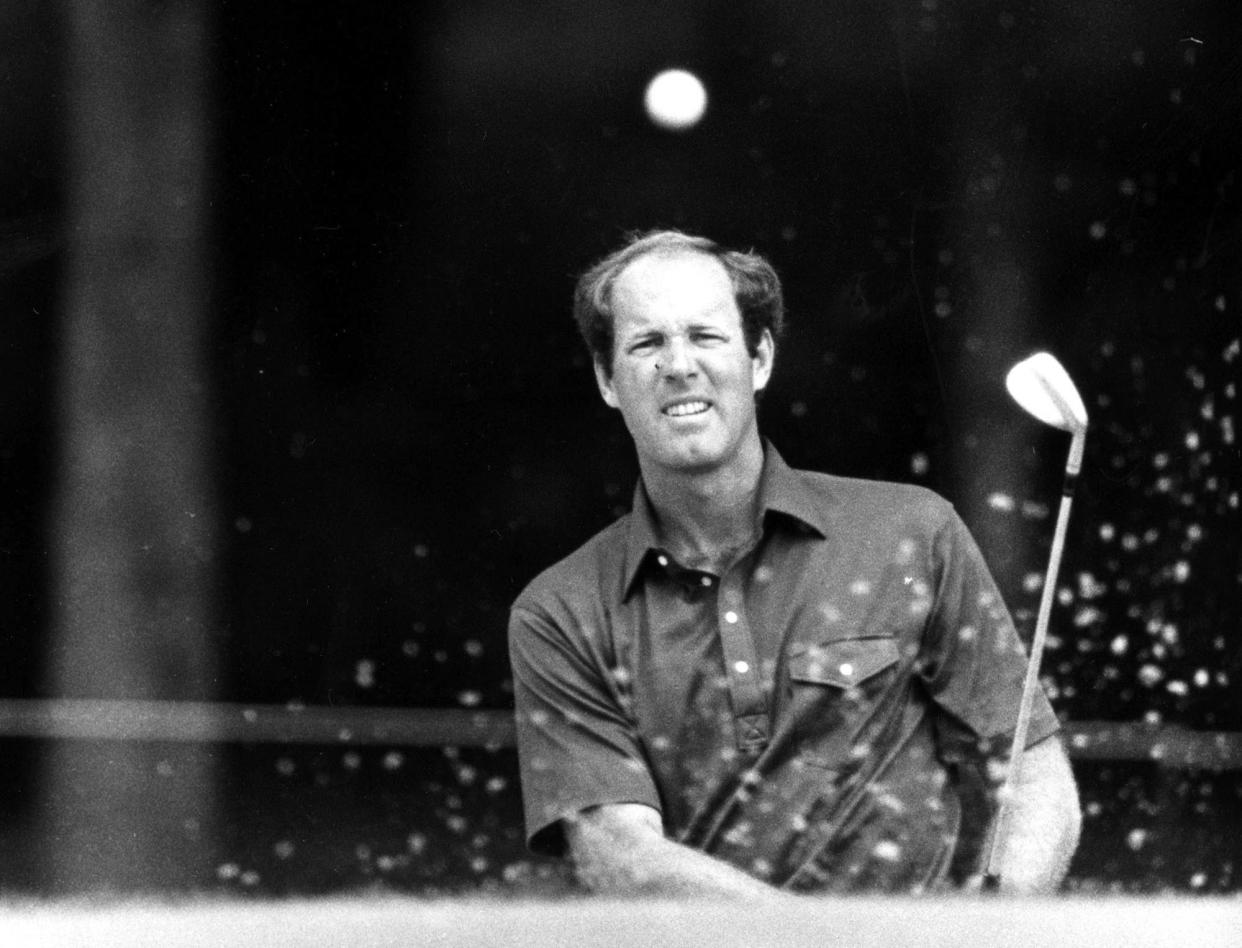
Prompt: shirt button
<box><xmin>733</xmin><ymin>660</ymin><xmax>750</xmax><ymax>674</ymax></box>
<box><xmin>724</xmin><ymin>610</ymin><xmax>739</xmax><ymax>624</ymax></box>
<box><xmin>839</xmin><ymin>663</ymin><xmax>855</xmax><ymax>677</ymax></box>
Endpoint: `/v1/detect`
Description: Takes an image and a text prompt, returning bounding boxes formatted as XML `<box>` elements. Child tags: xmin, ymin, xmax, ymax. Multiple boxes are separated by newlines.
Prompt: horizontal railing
<box><xmin>0</xmin><ymin>699</ymin><xmax>1238</xmax><ymax>768</ymax></box>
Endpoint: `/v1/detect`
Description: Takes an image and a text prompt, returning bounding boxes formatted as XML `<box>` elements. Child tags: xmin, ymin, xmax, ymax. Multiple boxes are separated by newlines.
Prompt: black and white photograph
<box><xmin>0</xmin><ymin>1</ymin><xmax>1238</xmax><ymax>943</ymax></box>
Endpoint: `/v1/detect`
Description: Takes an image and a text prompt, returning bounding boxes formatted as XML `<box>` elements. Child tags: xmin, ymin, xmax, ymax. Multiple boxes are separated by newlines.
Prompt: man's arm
<box><xmin>566</xmin><ymin>802</ymin><xmax>795</xmax><ymax>901</ymax></box>
<box><xmin>990</xmin><ymin>735</ymin><xmax>1082</xmax><ymax>894</ymax></box>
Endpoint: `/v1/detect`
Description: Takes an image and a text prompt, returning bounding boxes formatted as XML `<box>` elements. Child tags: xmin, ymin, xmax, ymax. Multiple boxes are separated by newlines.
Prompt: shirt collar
<box><xmin>621</xmin><ymin>440</ymin><xmax>830</xmax><ymax>599</ymax></box>
<box><xmin>756</xmin><ymin>440</ymin><xmax>832</xmax><ymax>539</ymax></box>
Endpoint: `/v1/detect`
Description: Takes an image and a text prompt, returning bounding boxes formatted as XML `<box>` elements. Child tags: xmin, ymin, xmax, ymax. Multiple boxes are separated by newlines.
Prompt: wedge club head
<box><xmin>1005</xmin><ymin>352</ymin><xmax>1088</xmax><ymax>434</ymax></box>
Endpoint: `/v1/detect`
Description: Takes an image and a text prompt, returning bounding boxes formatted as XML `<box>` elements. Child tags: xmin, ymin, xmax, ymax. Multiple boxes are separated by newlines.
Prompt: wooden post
<box><xmin>42</xmin><ymin>0</ymin><xmax>219</xmax><ymax>892</ymax></box>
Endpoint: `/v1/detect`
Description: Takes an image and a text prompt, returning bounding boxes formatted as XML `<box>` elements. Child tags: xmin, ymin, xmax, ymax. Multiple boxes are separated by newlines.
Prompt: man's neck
<box><xmin>639</xmin><ymin>438</ymin><xmax>765</xmax><ymax>574</ymax></box>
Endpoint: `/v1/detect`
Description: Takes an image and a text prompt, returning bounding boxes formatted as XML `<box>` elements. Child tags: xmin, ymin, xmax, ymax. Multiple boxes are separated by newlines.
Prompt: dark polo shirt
<box><xmin>508</xmin><ymin>444</ymin><xmax>1060</xmax><ymax>892</ymax></box>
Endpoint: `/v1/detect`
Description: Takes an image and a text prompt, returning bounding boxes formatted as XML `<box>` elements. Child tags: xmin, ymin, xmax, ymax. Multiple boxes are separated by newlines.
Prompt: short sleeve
<box><xmin>508</xmin><ymin>603</ymin><xmax>661</xmax><ymax>856</ymax></box>
<box><xmin>919</xmin><ymin>509</ymin><xmax>1061</xmax><ymax>760</ymax></box>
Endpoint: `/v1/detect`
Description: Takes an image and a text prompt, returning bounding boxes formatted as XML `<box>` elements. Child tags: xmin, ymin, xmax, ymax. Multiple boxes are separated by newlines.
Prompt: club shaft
<box><xmin>983</xmin><ymin>484</ymin><xmax>1077</xmax><ymax>883</ymax></box>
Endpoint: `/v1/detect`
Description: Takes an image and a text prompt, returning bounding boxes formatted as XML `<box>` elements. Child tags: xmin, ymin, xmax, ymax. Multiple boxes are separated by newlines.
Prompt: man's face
<box><xmin>594</xmin><ymin>252</ymin><xmax>773</xmax><ymax>476</ymax></box>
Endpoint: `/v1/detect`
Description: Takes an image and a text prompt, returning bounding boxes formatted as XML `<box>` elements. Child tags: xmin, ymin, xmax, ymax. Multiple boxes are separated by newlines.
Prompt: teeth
<box><xmin>665</xmin><ymin>401</ymin><xmax>709</xmax><ymax>417</ymax></box>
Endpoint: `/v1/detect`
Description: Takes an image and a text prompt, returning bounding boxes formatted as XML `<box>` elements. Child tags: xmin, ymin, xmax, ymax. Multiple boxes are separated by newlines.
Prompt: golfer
<box><xmin>508</xmin><ymin>230</ymin><xmax>1081</xmax><ymax>897</ymax></box>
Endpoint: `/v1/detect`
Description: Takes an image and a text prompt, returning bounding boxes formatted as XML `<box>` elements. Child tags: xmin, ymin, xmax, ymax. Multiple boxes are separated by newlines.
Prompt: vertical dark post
<box><xmin>940</xmin><ymin>70</ymin><xmax>1036</xmax><ymax>585</ymax></box>
<box><xmin>42</xmin><ymin>0</ymin><xmax>219</xmax><ymax>891</ymax></box>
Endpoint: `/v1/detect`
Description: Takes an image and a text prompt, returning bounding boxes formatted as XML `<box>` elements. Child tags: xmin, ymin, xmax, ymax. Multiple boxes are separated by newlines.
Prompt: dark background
<box><xmin>0</xmin><ymin>0</ymin><xmax>1238</xmax><ymax>895</ymax></box>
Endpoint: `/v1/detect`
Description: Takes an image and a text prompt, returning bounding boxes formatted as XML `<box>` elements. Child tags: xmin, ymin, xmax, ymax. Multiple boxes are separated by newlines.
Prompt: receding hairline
<box><xmin>573</xmin><ymin>229</ymin><xmax>784</xmax><ymax>375</ymax></box>
<box><xmin>610</xmin><ymin>244</ymin><xmax>731</xmax><ymax>291</ymax></box>
<box><xmin>597</xmin><ymin>243</ymin><xmax>738</xmax><ymax>314</ymax></box>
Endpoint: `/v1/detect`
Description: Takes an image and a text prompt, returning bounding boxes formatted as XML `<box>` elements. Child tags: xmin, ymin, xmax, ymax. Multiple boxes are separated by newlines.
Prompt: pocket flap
<box><xmin>788</xmin><ymin>637</ymin><xmax>900</xmax><ymax>688</ymax></box>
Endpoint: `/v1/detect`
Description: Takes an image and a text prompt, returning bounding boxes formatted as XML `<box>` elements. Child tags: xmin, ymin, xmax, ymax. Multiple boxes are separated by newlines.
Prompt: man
<box><xmin>508</xmin><ymin>230</ymin><xmax>1081</xmax><ymax>899</ymax></box>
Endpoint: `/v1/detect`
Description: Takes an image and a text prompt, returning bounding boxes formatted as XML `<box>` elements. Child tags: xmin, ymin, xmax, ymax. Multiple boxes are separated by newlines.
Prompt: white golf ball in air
<box><xmin>644</xmin><ymin>69</ymin><xmax>708</xmax><ymax>131</ymax></box>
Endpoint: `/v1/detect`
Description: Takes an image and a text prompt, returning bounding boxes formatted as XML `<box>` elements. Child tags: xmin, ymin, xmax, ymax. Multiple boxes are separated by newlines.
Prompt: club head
<box><xmin>1005</xmin><ymin>352</ymin><xmax>1088</xmax><ymax>433</ymax></box>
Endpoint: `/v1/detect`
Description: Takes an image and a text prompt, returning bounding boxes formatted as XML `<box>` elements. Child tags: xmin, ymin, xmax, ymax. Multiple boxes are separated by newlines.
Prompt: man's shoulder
<box><xmin>792</xmin><ymin>466</ymin><xmax>955</xmax><ymax>526</ymax></box>
<box><xmin>511</xmin><ymin>514</ymin><xmax>632</xmax><ymax>617</ymax></box>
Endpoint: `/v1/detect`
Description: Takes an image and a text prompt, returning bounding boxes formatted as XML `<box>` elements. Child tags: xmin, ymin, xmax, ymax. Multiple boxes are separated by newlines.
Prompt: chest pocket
<box><xmin>787</xmin><ymin>636</ymin><xmax>901</xmax><ymax>689</ymax></box>
<box><xmin>783</xmin><ymin>636</ymin><xmax>903</xmax><ymax>772</ymax></box>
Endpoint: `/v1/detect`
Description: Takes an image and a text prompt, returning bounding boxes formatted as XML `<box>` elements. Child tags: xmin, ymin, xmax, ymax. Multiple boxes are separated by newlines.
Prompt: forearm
<box><xmin>567</xmin><ymin>804</ymin><xmax>792</xmax><ymax>902</ymax></box>
<box><xmin>581</xmin><ymin>833</ymin><xmax>788</xmax><ymax>900</ymax></box>
<box><xmin>993</xmin><ymin>737</ymin><xmax>1082</xmax><ymax>893</ymax></box>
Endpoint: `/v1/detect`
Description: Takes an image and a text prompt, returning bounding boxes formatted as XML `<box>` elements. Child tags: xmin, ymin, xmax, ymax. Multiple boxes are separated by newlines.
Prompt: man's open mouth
<box><xmin>663</xmin><ymin>400</ymin><xmax>711</xmax><ymax>417</ymax></box>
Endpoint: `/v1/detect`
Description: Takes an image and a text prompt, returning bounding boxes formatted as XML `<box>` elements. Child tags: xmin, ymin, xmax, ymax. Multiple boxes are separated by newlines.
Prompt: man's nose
<box><xmin>661</xmin><ymin>337</ymin><xmax>695</xmax><ymax>377</ymax></box>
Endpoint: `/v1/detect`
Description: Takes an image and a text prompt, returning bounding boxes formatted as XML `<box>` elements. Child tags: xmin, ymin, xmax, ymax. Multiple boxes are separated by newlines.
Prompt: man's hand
<box><xmin>984</xmin><ymin>736</ymin><xmax>1082</xmax><ymax>894</ymax></box>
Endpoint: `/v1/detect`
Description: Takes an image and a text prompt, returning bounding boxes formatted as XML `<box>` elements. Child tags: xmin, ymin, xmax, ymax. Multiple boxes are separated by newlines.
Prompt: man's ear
<box><xmin>751</xmin><ymin>329</ymin><xmax>775</xmax><ymax>394</ymax></box>
<box><xmin>594</xmin><ymin>358</ymin><xmax>620</xmax><ymax>408</ymax></box>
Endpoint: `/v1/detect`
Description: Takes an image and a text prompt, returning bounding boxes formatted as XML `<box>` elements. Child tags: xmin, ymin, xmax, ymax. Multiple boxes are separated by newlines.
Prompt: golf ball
<box><xmin>644</xmin><ymin>68</ymin><xmax>708</xmax><ymax>131</ymax></box>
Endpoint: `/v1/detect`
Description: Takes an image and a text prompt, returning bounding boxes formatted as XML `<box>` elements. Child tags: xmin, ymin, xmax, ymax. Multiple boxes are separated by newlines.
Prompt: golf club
<box><xmin>982</xmin><ymin>351</ymin><xmax>1088</xmax><ymax>891</ymax></box>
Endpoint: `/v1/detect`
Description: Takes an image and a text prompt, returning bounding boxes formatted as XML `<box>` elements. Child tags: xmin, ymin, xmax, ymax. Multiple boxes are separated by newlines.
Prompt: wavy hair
<box><xmin>572</xmin><ymin>230</ymin><xmax>785</xmax><ymax>374</ymax></box>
